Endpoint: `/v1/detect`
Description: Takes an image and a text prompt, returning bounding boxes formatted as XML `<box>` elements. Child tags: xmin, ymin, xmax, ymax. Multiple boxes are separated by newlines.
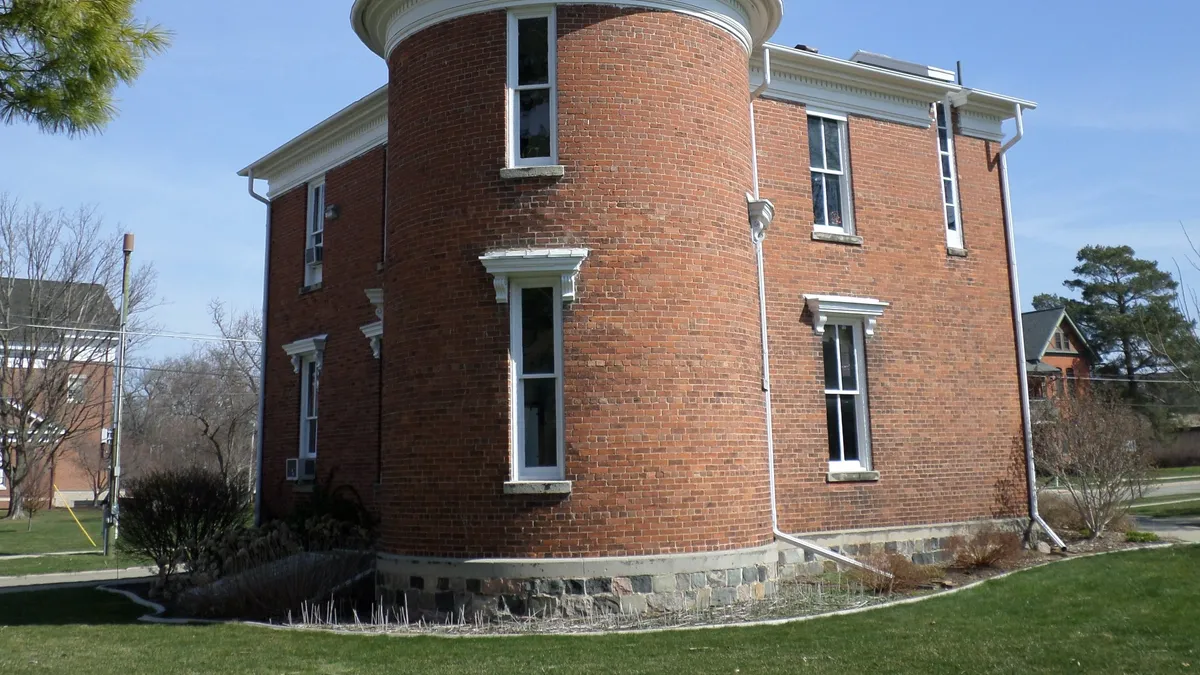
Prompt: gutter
<box><xmin>992</xmin><ymin>103</ymin><xmax>1067</xmax><ymax>550</ymax></box>
<box><xmin>747</xmin><ymin>47</ymin><xmax>886</xmax><ymax>575</ymax></box>
<box><xmin>247</xmin><ymin>170</ymin><xmax>271</xmax><ymax>526</ymax></box>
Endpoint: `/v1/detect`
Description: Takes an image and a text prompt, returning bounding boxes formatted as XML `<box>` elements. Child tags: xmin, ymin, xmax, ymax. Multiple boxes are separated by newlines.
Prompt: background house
<box><xmin>1022</xmin><ymin>307</ymin><xmax>1096</xmax><ymax>408</ymax></box>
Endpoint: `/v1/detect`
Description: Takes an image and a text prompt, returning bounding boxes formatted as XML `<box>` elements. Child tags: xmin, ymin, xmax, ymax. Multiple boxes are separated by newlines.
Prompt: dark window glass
<box><xmin>946</xmin><ymin>205</ymin><xmax>957</xmax><ymax>231</ymax></box>
<box><xmin>938</xmin><ymin>126</ymin><xmax>949</xmax><ymax>153</ymax></box>
<box><xmin>521</xmin><ymin>287</ymin><xmax>555</xmax><ymax>374</ymax></box>
<box><xmin>807</xmin><ymin>116</ymin><xmax>824</xmax><ymax>170</ymax></box>
<box><xmin>826</xmin><ymin>394</ymin><xmax>840</xmax><ymax>461</ymax></box>
<box><xmin>823</xmin><ymin>119</ymin><xmax>841</xmax><ymax>172</ymax></box>
<box><xmin>840</xmin><ymin>395</ymin><xmax>859</xmax><ymax>461</ymax></box>
<box><xmin>941</xmin><ymin>155</ymin><xmax>952</xmax><ymax>176</ymax></box>
<box><xmin>822</xmin><ymin>330</ymin><xmax>839</xmax><ymax>390</ymax></box>
<box><xmin>519</xmin><ymin>89</ymin><xmax>551</xmax><ymax>159</ymax></box>
<box><xmin>838</xmin><ymin>325</ymin><xmax>856</xmax><ymax>390</ymax></box>
<box><xmin>517</xmin><ymin>17</ymin><xmax>549</xmax><ymax>85</ymax></box>
<box><xmin>944</xmin><ymin>179</ymin><xmax>955</xmax><ymax>203</ymax></box>
<box><xmin>811</xmin><ymin>173</ymin><xmax>826</xmax><ymax>226</ymax></box>
<box><xmin>825</xmin><ymin>172</ymin><xmax>843</xmax><ymax>227</ymax></box>
<box><xmin>523</xmin><ymin>378</ymin><xmax>557</xmax><ymax>467</ymax></box>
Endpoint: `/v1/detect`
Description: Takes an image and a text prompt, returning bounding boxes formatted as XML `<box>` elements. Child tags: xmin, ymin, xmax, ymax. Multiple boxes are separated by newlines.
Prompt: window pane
<box><xmin>306</xmin><ymin>362</ymin><xmax>318</xmax><ymax>416</ymax></box>
<box><xmin>826</xmin><ymin>174</ymin><xmax>843</xmax><ymax>228</ymax></box>
<box><xmin>311</xmin><ymin>186</ymin><xmax>324</xmax><ymax>233</ymax></box>
<box><xmin>811</xmin><ymin>173</ymin><xmax>826</xmax><ymax>226</ymax></box>
<box><xmin>523</xmin><ymin>378</ymin><xmax>557</xmax><ymax>468</ymax></box>
<box><xmin>517</xmin><ymin>17</ymin><xmax>549</xmax><ymax>86</ymax></box>
<box><xmin>936</xmin><ymin>103</ymin><xmax>947</xmax><ymax>128</ymax></box>
<box><xmin>518</xmin><ymin>89</ymin><xmax>551</xmax><ymax>159</ymax></box>
<box><xmin>823</xmin><ymin>119</ymin><xmax>841</xmax><ymax>172</ymax></box>
<box><xmin>825</xmin><ymin>394</ymin><xmax>841</xmax><ymax>462</ymax></box>
<box><xmin>807</xmin><ymin>117</ymin><xmax>824</xmax><ymax>170</ymax></box>
<box><xmin>941</xmin><ymin>155</ymin><xmax>951</xmax><ymax>177</ymax></box>
<box><xmin>822</xmin><ymin>330</ymin><xmax>839</xmax><ymax>390</ymax></box>
<box><xmin>307</xmin><ymin>419</ymin><xmax>318</xmax><ymax>456</ymax></box>
<box><xmin>521</xmin><ymin>286</ymin><xmax>555</xmax><ymax>374</ymax></box>
<box><xmin>838</xmin><ymin>325</ymin><xmax>856</xmax><ymax>391</ymax></box>
<box><xmin>946</xmin><ymin>205</ymin><xmax>957</xmax><ymax>231</ymax></box>
<box><xmin>944</xmin><ymin>179</ymin><xmax>955</xmax><ymax>204</ymax></box>
<box><xmin>840</xmin><ymin>395</ymin><xmax>859</xmax><ymax>462</ymax></box>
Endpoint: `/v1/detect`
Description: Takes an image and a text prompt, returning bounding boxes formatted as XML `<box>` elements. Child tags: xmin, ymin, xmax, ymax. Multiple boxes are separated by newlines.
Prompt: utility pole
<box><xmin>103</xmin><ymin>233</ymin><xmax>134</xmax><ymax>556</ymax></box>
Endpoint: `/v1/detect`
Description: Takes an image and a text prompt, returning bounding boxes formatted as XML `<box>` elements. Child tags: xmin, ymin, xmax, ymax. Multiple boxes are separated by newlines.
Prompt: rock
<box><xmin>1036</xmin><ymin>541</ymin><xmax>1051</xmax><ymax>554</ymax></box>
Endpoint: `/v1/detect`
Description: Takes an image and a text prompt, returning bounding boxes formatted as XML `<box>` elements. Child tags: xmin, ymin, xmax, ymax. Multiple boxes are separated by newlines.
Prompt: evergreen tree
<box><xmin>1033</xmin><ymin>245</ymin><xmax>1194</xmax><ymax>400</ymax></box>
<box><xmin>0</xmin><ymin>0</ymin><xmax>168</xmax><ymax>134</ymax></box>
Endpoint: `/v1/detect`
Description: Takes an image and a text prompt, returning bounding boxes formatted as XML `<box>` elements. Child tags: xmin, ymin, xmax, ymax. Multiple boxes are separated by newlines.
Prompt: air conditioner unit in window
<box><xmin>285</xmin><ymin>458</ymin><xmax>299</xmax><ymax>481</ymax></box>
<box><xmin>305</xmin><ymin>245</ymin><xmax>324</xmax><ymax>265</ymax></box>
<box><xmin>300</xmin><ymin>457</ymin><xmax>317</xmax><ymax>481</ymax></box>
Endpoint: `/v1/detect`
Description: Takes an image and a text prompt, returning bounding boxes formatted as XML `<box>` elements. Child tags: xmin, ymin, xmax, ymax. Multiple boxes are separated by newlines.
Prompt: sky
<box><xmin>1</xmin><ymin>1</ymin><xmax>1196</xmax><ymax>358</ymax></box>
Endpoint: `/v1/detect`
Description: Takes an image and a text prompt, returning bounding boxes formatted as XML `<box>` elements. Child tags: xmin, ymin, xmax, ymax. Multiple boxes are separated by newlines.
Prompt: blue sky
<box><xmin>1</xmin><ymin>1</ymin><xmax>1195</xmax><ymax>357</ymax></box>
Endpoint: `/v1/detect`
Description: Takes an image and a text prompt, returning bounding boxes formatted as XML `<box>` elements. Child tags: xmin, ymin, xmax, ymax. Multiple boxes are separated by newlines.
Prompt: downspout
<box><xmin>748</xmin><ymin>47</ymin><xmax>884</xmax><ymax>574</ymax></box>
<box><xmin>248</xmin><ymin>170</ymin><xmax>271</xmax><ymax>526</ymax></box>
<box><xmin>995</xmin><ymin>103</ymin><xmax>1066</xmax><ymax>550</ymax></box>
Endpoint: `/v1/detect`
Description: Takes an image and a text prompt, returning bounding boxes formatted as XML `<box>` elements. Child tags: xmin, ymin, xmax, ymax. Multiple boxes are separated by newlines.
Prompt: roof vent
<box><xmin>794</xmin><ymin>44</ymin><xmax>818</xmax><ymax>54</ymax></box>
<box><xmin>849</xmin><ymin>50</ymin><xmax>956</xmax><ymax>83</ymax></box>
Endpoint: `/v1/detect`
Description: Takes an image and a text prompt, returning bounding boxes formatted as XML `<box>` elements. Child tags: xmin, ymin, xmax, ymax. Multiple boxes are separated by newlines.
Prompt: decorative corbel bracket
<box><xmin>282</xmin><ymin>335</ymin><xmax>327</xmax><ymax>374</ymax></box>
<box><xmin>747</xmin><ymin>195</ymin><xmax>775</xmax><ymax>241</ymax></box>
<box><xmin>802</xmin><ymin>295</ymin><xmax>889</xmax><ymax>337</ymax></box>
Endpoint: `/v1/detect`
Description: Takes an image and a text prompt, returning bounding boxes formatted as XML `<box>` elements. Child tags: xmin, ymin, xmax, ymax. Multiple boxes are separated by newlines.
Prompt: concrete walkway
<box><xmin>0</xmin><ymin>566</ymin><xmax>155</xmax><ymax>594</ymax></box>
<box><xmin>1134</xmin><ymin>516</ymin><xmax>1200</xmax><ymax>544</ymax></box>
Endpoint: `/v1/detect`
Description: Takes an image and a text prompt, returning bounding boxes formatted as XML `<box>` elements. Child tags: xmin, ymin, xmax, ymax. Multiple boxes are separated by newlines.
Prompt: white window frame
<box><xmin>282</xmin><ymin>335</ymin><xmax>326</xmax><ymax>461</ymax></box>
<box><xmin>807</xmin><ymin>111</ymin><xmax>855</xmax><ymax>236</ymax></box>
<box><xmin>509</xmin><ymin>277</ymin><xmax>565</xmax><ymax>481</ymax></box>
<box><xmin>936</xmin><ymin>102</ymin><xmax>963</xmax><ymax>249</ymax></box>
<box><xmin>822</xmin><ymin>322</ymin><xmax>871</xmax><ymax>473</ymax></box>
<box><xmin>305</xmin><ymin>178</ymin><xmax>325</xmax><ymax>286</ymax></box>
<box><xmin>506</xmin><ymin>7</ymin><xmax>557</xmax><ymax>168</ymax></box>
<box><xmin>299</xmin><ymin>356</ymin><xmax>319</xmax><ymax>459</ymax></box>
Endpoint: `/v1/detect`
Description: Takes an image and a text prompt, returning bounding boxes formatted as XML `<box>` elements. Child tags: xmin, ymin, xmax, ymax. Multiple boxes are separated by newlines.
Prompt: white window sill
<box><xmin>504</xmin><ymin>480</ymin><xmax>572</xmax><ymax>495</ymax></box>
<box><xmin>812</xmin><ymin>231</ymin><xmax>863</xmax><ymax>246</ymax></box>
<box><xmin>947</xmin><ymin>246</ymin><xmax>968</xmax><ymax>258</ymax></box>
<box><xmin>299</xmin><ymin>282</ymin><xmax>324</xmax><ymax>295</ymax></box>
<box><xmin>827</xmin><ymin>470</ymin><xmax>880</xmax><ymax>483</ymax></box>
<box><xmin>499</xmin><ymin>165</ymin><xmax>565</xmax><ymax>180</ymax></box>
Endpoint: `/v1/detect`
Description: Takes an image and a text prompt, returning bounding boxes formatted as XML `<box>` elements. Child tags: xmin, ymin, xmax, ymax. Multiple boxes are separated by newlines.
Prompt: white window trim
<box><xmin>299</xmin><ymin>357</ymin><xmax>319</xmax><ymax>460</ymax></box>
<box><xmin>823</xmin><ymin>322</ymin><xmax>872</xmax><ymax>473</ymax></box>
<box><xmin>306</xmin><ymin>179</ymin><xmax>326</xmax><ymax>286</ymax></box>
<box><xmin>479</xmin><ymin>248</ymin><xmax>588</xmax><ymax>304</ymax></box>
<box><xmin>67</xmin><ymin>373</ymin><xmax>86</xmax><ymax>403</ymax></box>
<box><xmin>802</xmin><ymin>294</ymin><xmax>889</xmax><ymax>337</ymax></box>
<box><xmin>936</xmin><ymin>102</ymin><xmax>964</xmax><ymax>249</ymax></box>
<box><xmin>282</xmin><ymin>335</ymin><xmax>326</xmax><ymax>460</ymax></box>
<box><xmin>807</xmin><ymin>110</ymin><xmax>855</xmax><ymax>236</ymax></box>
<box><xmin>506</xmin><ymin>7</ymin><xmax>558</xmax><ymax>168</ymax></box>
<box><xmin>509</xmin><ymin>276</ymin><xmax>565</xmax><ymax>481</ymax></box>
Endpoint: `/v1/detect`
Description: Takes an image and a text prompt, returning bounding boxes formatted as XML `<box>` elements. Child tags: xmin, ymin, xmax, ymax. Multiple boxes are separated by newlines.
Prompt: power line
<box><xmin>0</xmin><ymin>323</ymin><xmax>261</xmax><ymax>344</ymax></box>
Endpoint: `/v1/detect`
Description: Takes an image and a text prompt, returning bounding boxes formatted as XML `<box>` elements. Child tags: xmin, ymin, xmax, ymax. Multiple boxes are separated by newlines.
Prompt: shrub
<box><xmin>1125</xmin><ymin>530</ymin><xmax>1161</xmax><ymax>543</ymax></box>
<box><xmin>288</xmin><ymin>469</ymin><xmax>377</xmax><ymax>548</ymax></box>
<box><xmin>118</xmin><ymin>466</ymin><xmax>250</xmax><ymax>587</ymax></box>
<box><xmin>1038</xmin><ymin>492</ymin><xmax>1085</xmax><ymax>534</ymax></box>
<box><xmin>850</xmin><ymin>551</ymin><xmax>942</xmax><ymax>594</ymax></box>
<box><xmin>947</xmin><ymin>527</ymin><xmax>1023</xmax><ymax>570</ymax></box>
<box><xmin>1032</xmin><ymin>393</ymin><xmax>1155</xmax><ymax>538</ymax></box>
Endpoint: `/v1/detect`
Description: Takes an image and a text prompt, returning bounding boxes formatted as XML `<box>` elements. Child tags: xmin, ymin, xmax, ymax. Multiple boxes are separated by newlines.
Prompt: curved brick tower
<box><xmin>353</xmin><ymin>0</ymin><xmax>784</xmax><ymax>613</ymax></box>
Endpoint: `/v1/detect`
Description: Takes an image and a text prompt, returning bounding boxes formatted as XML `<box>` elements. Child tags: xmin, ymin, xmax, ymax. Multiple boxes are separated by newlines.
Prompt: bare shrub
<box><xmin>1033</xmin><ymin>393</ymin><xmax>1155</xmax><ymax>538</ymax></box>
<box><xmin>851</xmin><ymin>552</ymin><xmax>941</xmax><ymax>594</ymax></box>
<box><xmin>1038</xmin><ymin>491</ymin><xmax>1085</xmax><ymax>534</ymax></box>
<box><xmin>947</xmin><ymin>526</ymin><xmax>1023</xmax><ymax>570</ymax></box>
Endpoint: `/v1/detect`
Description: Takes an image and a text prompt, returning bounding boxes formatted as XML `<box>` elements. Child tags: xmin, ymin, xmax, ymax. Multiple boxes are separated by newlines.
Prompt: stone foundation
<box><xmin>376</xmin><ymin>519</ymin><xmax>1022</xmax><ymax>619</ymax></box>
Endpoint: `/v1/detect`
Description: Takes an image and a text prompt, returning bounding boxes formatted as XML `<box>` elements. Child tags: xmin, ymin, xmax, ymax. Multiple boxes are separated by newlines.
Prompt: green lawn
<box><xmin>0</xmin><ymin>552</ymin><xmax>148</xmax><ymax>577</ymax></box>
<box><xmin>1130</xmin><ymin>500</ymin><xmax>1200</xmax><ymax>518</ymax></box>
<box><xmin>1154</xmin><ymin>466</ymin><xmax>1200</xmax><ymax>479</ymax></box>
<box><xmin>0</xmin><ymin>546</ymin><xmax>1196</xmax><ymax>674</ymax></box>
<box><xmin>0</xmin><ymin>508</ymin><xmax>103</xmax><ymax>555</ymax></box>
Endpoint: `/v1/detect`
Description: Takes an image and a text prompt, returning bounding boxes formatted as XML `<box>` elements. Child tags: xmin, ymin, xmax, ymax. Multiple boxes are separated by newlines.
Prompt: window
<box><xmin>1065</xmin><ymin>367</ymin><xmax>1076</xmax><ymax>399</ymax></box>
<box><xmin>821</xmin><ymin>324</ymin><xmax>870</xmax><ymax>471</ymax></box>
<box><xmin>67</xmin><ymin>374</ymin><xmax>86</xmax><ymax>403</ymax></box>
<box><xmin>510</xmin><ymin>278</ymin><xmax>563</xmax><ymax>480</ymax></box>
<box><xmin>808</xmin><ymin>113</ymin><xmax>854</xmax><ymax>234</ymax></box>
<box><xmin>1052</xmin><ymin>327</ymin><xmax>1074</xmax><ymax>352</ymax></box>
<box><xmin>305</xmin><ymin>180</ymin><xmax>325</xmax><ymax>286</ymax></box>
<box><xmin>936</xmin><ymin>102</ymin><xmax>962</xmax><ymax>249</ymax></box>
<box><xmin>299</xmin><ymin>357</ymin><xmax>319</xmax><ymax>459</ymax></box>
<box><xmin>507</xmin><ymin>9</ymin><xmax>556</xmax><ymax>167</ymax></box>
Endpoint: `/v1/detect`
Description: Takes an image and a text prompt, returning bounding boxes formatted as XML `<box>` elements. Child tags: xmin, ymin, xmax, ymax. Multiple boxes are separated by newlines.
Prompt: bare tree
<box><xmin>68</xmin><ymin>438</ymin><xmax>109</xmax><ymax>506</ymax></box>
<box><xmin>1033</xmin><ymin>393</ymin><xmax>1156</xmax><ymax>538</ymax></box>
<box><xmin>120</xmin><ymin>301</ymin><xmax>260</xmax><ymax>485</ymax></box>
<box><xmin>0</xmin><ymin>194</ymin><xmax>156</xmax><ymax>519</ymax></box>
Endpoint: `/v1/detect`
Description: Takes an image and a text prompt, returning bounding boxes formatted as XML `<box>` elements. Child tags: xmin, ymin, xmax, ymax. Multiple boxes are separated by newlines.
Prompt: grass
<box><xmin>0</xmin><ymin>552</ymin><xmax>148</xmax><ymax>577</ymax></box>
<box><xmin>0</xmin><ymin>546</ymin><xmax>1197</xmax><ymax>674</ymax></box>
<box><xmin>0</xmin><ymin>508</ymin><xmax>103</xmax><ymax>555</ymax></box>
<box><xmin>1153</xmin><ymin>466</ymin><xmax>1200</xmax><ymax>479</ymax></box>
<box><xmin>1130</xmin><ymin>500</ymin><xmax>1200</xmax><ymax>518</ymax></box>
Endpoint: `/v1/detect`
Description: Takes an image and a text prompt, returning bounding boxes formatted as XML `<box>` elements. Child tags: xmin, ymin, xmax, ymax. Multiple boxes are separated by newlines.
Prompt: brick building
<box><xmin>1022</xmin><ymin>307</ymin><xmax>1096</xmax><ymax>403</ymax></box>
<box><xmin>0</xmin><ymin>279</ymin><xmax>117</xmax><ymax>511</ymax></box>
<box><xmin>241</xmin><ymin>0</ymin><xmax>1045</xmax><ymax>615</ymax></box>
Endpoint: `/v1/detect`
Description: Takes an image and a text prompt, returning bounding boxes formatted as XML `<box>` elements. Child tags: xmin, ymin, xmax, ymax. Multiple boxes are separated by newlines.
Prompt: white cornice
<box><xmin>282</xmin><ymin>334</ymin><xmax>328</xmax><ymax>373</ymax></box>
<box><xmin>239</xmin><ymin>87</ymin><xmax>388</xmax><ymax>199</ymax></box>
<box><xmin>352</xmin><ymin>0</ymin><xmax>782</xmax><ymax>57</ymax></box>
<box><xmin>957</xmin><ymin>110</ymin><xmax>1005</xmax><ymax>142</ymax></box>
<box><xmin>802</xmin><ymin>295</ymin><xmax>889</xmax><ymax>337</ymax></box>
<box><xmin>479</xmin><ymin>248</ymin><xmax>589</xmax><ymax>303</ymax></box>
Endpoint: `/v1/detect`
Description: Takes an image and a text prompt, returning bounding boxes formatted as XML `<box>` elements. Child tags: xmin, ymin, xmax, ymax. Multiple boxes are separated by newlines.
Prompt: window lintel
<box><xmin>480</xmin><ymin>248</ymin><xmax>589</xmax><ymax>303</ymax></box>
<box><xmin>803</xmin><ymin>294</ymin><xmax>889</xmax><ymax>337</ymax></box>
<box><xmin>283</xmin><ymin>334</ymin><xmax>327</xmax><ymax>374</ymax></box>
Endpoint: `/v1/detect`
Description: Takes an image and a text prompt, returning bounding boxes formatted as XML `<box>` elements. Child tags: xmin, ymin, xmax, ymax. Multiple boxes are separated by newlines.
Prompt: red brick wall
<box><xmin>260</xmin><ymin>147</ymin><xmax>386</xmax><ymax>520</ymax></box>
<box><xmin>753</xmin><ymin>99</ymin><xmax>1027</xmax><ymax>532</ymax></box>
<box><xmin>379</xmin><ymin>7</ymin><xmax>772</xmax><ymax>558</ymax></box>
